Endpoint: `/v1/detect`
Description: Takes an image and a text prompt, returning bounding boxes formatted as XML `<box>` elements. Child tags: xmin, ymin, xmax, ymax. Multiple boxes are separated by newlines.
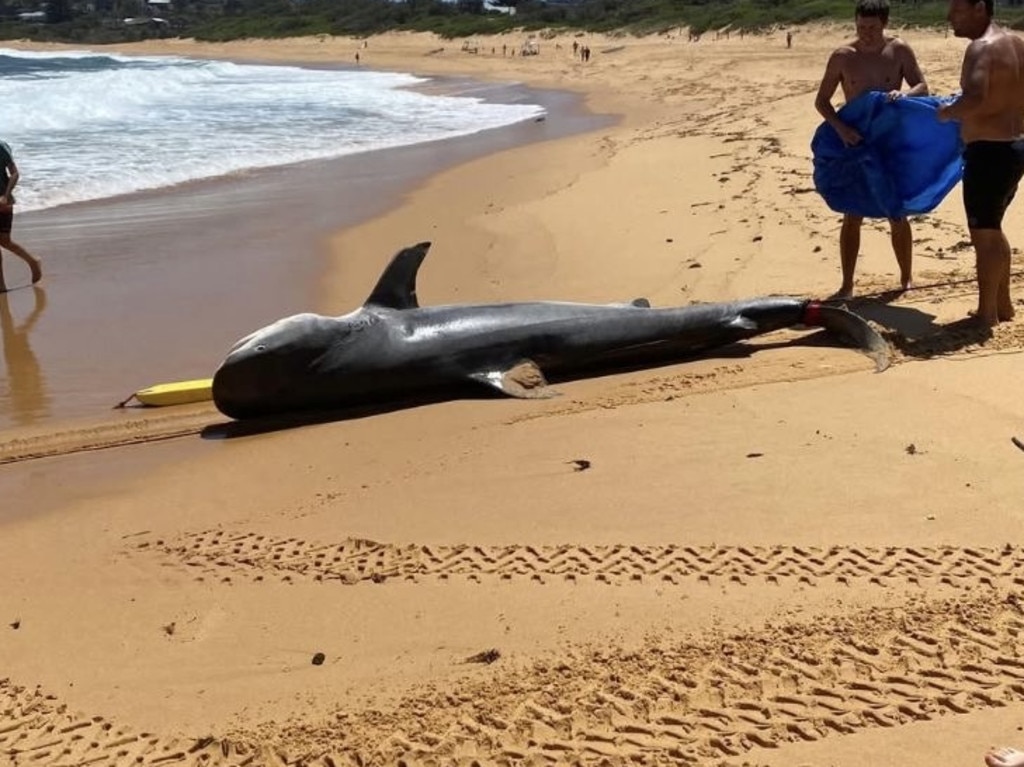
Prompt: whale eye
<box><xmin>255</xmin><ymin>344</ymin><xmax>267</xmax><ymax>352</ymax></box>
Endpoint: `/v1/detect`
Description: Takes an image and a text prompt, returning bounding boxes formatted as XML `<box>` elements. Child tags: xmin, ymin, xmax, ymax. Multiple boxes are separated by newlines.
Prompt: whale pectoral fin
<box><xmin>469</xmin><ymin>360</ymin><xmax>560</xmax><ymax>399</ymax></box>
<box><xmin>727</xmin><ymin>315</ymin><xmax>758</xmax><ymax>331</ymax></box>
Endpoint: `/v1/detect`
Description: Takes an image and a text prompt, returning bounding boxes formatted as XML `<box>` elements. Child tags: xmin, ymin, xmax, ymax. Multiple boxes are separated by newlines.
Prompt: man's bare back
<box><xmin>954</xmin><ymin>24</ymin><xmax>1024</xmax><ymax>143</ymax></box>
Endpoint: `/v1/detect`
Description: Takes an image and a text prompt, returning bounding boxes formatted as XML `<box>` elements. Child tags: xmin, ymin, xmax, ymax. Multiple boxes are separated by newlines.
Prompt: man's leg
<box><xmin>889</xmin><ymin>216</ymin><xmax>913</xmax><ymax>290</ymax></box>
<box><xmin>970</xmin><ymin>227</ymin><xmax>1011</xmax><ymax>325</ymax></box>
<box><xmin>0</xmin><ymin>235</ymin><xmax>41</xmax><ymax>284</ymax></box>
<box><xmin>835</xmin><ymin>213</ymin><xmax>862</xmax><ymax>298</ymax></box>
<box><xmin>997</xmin><ymin>229</ymin><xmax>1015</xmax><ymax>322</ymax></box>
<box><xmin>0</xmin><ymin>252</ymin><xmax>6</xmax><ymax>293</ymax></box>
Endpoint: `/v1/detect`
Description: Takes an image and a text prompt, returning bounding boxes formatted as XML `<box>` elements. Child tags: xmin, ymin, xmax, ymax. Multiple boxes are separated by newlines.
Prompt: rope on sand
<box><xmin>841</xmin><ymin>270</ymin><xmax>1024</xmax><ymax>302</ymax></box>
<box><xmin>113</xmin><ymin>392</ymin><xmax>138</xmax><ymax>409</ymax></box>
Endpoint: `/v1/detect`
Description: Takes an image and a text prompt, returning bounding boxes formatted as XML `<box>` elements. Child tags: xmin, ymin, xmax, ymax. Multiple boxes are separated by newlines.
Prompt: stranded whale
<box><xmin>212</xmin><ymin>242</ymin><xmax>890</xmax><ymax>419</ymax></box>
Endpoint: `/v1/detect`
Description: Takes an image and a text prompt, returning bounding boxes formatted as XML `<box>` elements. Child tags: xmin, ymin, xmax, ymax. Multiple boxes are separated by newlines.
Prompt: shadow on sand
<box><xmin>829</xmin><ymin>292</ymin><xmax>993</xmax><ymax>359</ymax></box>
<box><xmin>1</xmin><ymin>286</ymin><xmax>50</xmax><ymax>426</ymax></box>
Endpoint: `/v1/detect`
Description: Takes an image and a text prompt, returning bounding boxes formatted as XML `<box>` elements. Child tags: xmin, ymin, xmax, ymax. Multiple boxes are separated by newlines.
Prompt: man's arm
<box><xmin>3</xmin><ymin>159</ymin><xmax>18</xmax><ymax>198</ymax></box>
<box><xmin>815</xmin><ymin>50</ymin><xmax>862</xmax><ymax>145</ymax></box>
<box><xmin>0</xmin><ymin>156</ymin><xmax>18</xmax><ymax>209</ymax></box>
<box><xmin>814</xmin><ymin>50</ymin><xmax>845</xmax><ymax>123</ymax></box>
<box><xmin>898</xmin><ymin>41</ymin><xmax>929</xmax><ymax>97</ymax></box>
<box><xmin>939</xmin><ymin>40</ymin><xmax>990</xmax><ymax>121</ymax></box>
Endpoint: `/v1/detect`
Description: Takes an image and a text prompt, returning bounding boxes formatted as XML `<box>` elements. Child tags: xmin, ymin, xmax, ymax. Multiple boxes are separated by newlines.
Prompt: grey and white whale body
<box><xmin>212</xmin><ymin>241</ymin><xmax>890</xmax><ymax>420</ymax></box>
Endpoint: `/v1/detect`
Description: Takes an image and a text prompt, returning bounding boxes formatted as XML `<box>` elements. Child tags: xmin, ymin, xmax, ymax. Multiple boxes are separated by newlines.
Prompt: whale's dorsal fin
<box><xmin>364</xmin><ymin>242</ymin><xmax>432</xmax><ymax>310</ymax></box>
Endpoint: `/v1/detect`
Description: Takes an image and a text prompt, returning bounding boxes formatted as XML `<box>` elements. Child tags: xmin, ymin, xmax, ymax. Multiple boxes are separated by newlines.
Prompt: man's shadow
<box><xmin>1</xmin><ymin>286</ymin><xmax>50</xmax><ymax>425</ymax></box>
<box><xmin>829</xmin><ymin>291</ymin><xmax>994</xmax><ymax>358</ymax></box>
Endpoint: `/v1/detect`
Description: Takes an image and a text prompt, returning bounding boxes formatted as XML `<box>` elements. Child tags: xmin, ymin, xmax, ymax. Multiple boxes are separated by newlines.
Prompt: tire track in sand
<box><xmin>5</xmin><ymin>594</ymin><xmax>1024</xmax><ymax>765</ymax></box>
<box><xmin>140</xmin><ymin>531</ymin><xmax>1024</xmax><ymax>590</ymax></box>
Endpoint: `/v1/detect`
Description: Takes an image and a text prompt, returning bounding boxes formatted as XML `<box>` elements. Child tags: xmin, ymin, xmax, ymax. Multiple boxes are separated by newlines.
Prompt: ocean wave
<box><xmin>0</xmin><ymin>50</ymin><xmax>543</xmax><ymax>211</ymax></box>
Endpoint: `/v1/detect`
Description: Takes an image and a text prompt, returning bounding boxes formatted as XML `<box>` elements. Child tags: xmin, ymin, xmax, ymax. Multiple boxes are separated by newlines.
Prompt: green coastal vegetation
<box><xmin>0</xmin><ymin>0</ymin><xmax>1019</xmax><ymax>46</ymax></box>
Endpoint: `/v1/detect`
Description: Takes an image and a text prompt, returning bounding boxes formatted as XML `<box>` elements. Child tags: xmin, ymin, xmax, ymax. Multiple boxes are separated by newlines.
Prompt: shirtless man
<box><xmin>814</xmin><ymin>0</ymin><xmax>929</xmax><ymax>299</ymax></box>
<box><xmin>938</xmin><ymin>0</ymin><xmax>1024</xmax><ymax>326</ymax></box>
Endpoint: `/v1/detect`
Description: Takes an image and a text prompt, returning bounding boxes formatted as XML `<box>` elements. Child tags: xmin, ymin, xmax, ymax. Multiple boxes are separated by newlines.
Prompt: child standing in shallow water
<box><xmin>0</xmin><ymin>139</ymin><xmax>42</xmax><ymax>292</ymax></box>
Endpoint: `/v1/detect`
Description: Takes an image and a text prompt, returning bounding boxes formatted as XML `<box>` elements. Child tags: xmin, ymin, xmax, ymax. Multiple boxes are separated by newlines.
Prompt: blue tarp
<box><xmin>811</xmin><ymin>92</ymin><xmax>964</xmax><ymax>219</ymax></box>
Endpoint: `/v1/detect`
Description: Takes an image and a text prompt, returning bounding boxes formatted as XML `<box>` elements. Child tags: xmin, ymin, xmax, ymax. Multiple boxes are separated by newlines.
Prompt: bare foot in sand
<box><xmin>828</xmin><ymin>286</ymin><xmax>854</xmax><ymax>301</ymax></box>
<box><xmin>0</xmin><ymin>239</ymin><xmax>42</xmax><ymax>286</ymax></box>
<box><xmin>985</xmin><ymin>747</ymin><xmax>1024</xmax><ymax>767</ymax></box>
<box><xmin>900</xmin><ymin>280</ymin><xmax>914</xmax><ymax>293</ymax></box>
<box><xmin>968</xmin><ymin>309</ymin><xmax>1001</xmax><ymax>328</ymax></box>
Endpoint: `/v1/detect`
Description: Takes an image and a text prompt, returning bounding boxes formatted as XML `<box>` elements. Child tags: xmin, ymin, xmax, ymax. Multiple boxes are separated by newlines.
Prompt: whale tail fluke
<box><xmin>803</xmin><ymin>302</ymin><xmax>891</xmax><ymax>372</ymax></box>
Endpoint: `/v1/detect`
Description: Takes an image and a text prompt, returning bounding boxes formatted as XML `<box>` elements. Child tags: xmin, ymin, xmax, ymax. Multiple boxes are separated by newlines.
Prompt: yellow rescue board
<box><xmin>133</xmin><ymin>378</ymin><xmax>214</xmax><ymax>407</ymax></box>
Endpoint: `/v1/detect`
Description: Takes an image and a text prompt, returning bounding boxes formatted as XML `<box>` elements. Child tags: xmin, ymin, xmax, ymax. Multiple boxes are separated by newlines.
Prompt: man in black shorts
<box><xmin>0</xmin><ymin>139</ymin><xmax>42</xmax><ymax>292</ymax></box>
<box><xmin>963</xmin><ymin>140</ymin><xmax>1024</xmax><ymax>230</ymax></box>
<box><xmin>940</xmin><ymin>0</ymin><xmax>1024</xmax><ymax>326</ymax></box>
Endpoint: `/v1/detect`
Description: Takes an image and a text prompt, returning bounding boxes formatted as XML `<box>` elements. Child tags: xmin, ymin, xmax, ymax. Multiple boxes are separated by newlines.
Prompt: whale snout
<box><xmin>212</xmin><ymin>352</ymin><xmax>293</xmax><ymax>419</ymax></box>
<box><xmin>212</xmin><ymin>314</ymin><xmax>342</xmax><ymax>419</ymax></box>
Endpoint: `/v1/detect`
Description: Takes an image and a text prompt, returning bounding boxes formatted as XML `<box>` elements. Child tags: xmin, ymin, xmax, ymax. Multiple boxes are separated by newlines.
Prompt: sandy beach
<box><xmin>5</xmin><ymin>23</ymin><xmax>1024</xmax><ymax>767</ymax></box>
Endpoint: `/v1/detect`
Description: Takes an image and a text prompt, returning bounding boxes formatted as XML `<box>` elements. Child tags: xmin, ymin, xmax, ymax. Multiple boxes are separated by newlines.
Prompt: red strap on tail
<box><xmin>802</xmin><ymin>300</ymin><xmax>823</xmax><ymax>326</ymax></box>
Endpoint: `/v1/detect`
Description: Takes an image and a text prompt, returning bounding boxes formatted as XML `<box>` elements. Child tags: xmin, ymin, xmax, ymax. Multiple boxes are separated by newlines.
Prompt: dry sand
<box><xmin>5</xmin><ymin>23</ymin><xmax>1024</xmax><ymax>767</ymax></box>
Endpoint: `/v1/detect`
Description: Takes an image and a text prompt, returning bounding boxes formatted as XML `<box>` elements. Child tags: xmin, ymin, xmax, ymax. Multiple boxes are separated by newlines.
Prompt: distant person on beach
<box><xmin>938</xmin><ymin>0</ymin><xmax>1024</xmax><ymax>326</ymax></box>
<box><xmin>813</xmin><ymin>0</ymin><xmax>928</xmax><ymax>299</ymax></box>
<box><xmin>787</xmin><ymin>30</ymin><xmax>793</xmax><ymax>48</ymax></box>
<box><xmin>0</xmin><ymin>140</ymin><xmax>42</xmax><ymax>293</ymax></box>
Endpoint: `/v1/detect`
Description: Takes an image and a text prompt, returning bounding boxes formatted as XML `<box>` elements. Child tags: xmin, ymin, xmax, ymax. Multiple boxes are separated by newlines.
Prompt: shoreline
<box><xmin>0</xmin><ymin>60</ymin><xmax>609</xmax><ymax>434</ymax></box>
<box><xmin>8</xmin><ymin>26</ymin><xmax>1024</xmax><ymax>767</ymax></box>
<box><xmin>1</xmin><ymin>45</ymin><xmax>611</xmax><ymax>523</ymax></box>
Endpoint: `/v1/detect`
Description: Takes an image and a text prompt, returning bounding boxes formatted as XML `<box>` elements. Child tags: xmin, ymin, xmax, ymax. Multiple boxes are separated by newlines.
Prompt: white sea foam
<box><xmin>0</xmin><ymin>50</ymin><xmax>544</xmax><ymax>211</ymax></box>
